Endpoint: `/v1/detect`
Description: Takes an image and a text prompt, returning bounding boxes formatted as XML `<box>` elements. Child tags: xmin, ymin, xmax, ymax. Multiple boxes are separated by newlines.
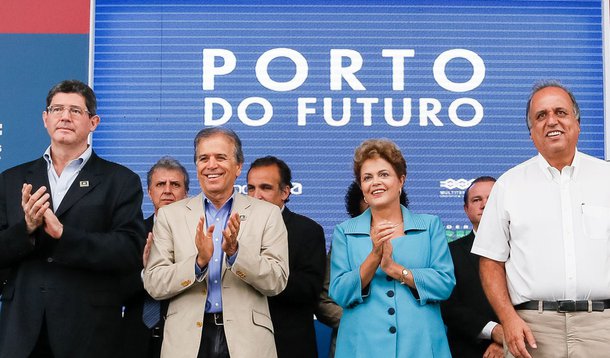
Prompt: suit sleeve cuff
<box><xmin>226</xmin><ymin>249</ymin><xmax>238</xmax><ymax>267</ymax></box>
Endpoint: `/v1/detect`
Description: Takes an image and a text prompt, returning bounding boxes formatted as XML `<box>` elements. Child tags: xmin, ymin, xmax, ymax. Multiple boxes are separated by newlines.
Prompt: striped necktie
<box><xmin>142</xmin><ymin>295</ymin><xmax>161</xmax><ymax>329</ymax></box>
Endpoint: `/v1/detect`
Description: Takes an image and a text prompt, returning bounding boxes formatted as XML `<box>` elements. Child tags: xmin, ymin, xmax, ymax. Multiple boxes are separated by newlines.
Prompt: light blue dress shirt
<box><xmin>194</xmin><ymin>192</ymin><xmax>238</xmax><ymax>314</ymax></box>
<box><xmin>43</xmin><ymin>145</ymin><xmax>92</xmax><ymax>211</ymax></box>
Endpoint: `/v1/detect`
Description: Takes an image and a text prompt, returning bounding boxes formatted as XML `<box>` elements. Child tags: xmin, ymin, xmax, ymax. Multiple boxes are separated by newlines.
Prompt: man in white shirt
<box><xmin>472</xmin><ymin>80</ymin><xmax>610</xmax><ymax>358</ymax></box>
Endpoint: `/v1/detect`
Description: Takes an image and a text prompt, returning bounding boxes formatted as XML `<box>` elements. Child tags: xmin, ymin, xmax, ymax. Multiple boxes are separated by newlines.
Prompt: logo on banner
<box><xmin>439</xmin><ymin>178</ymin><xmax>473</xmax><ymax>198</ymax></box>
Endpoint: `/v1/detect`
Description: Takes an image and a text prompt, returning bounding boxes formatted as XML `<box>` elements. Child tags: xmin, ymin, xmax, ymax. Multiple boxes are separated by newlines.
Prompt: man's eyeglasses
<box><xmin>46</xmin><ymin>105</ymin><xmax>92</xmax><ymax>117</ymax></box>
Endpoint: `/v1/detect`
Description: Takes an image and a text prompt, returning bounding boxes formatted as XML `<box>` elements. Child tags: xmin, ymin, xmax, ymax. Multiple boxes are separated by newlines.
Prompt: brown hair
<box><xmin>353</xmin><ymin>139</ymin><xmax>406</xmax><ymax>183</ymax></box>
<box><xmin>46</xmin><ymin>79</ymin><xmax>97</xmax><ymax>116</ymax></box>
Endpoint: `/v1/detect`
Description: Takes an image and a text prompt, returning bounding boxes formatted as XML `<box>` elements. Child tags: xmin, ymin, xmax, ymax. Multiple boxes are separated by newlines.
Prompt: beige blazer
<box><xmin>143</xmin><ymin>193</ymin><xmax>289</xmax><ymax>358</ymax></box>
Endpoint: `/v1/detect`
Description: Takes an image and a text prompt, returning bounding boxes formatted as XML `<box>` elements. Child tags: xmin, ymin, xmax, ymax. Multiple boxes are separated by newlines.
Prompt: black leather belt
<box><xmin>515</xmin><ymin>299</ymin><xmax>610</xmax><ymax>312</ymax></box>
<box><xmin>204</xmin><ymin>312</ymin><xmax>224</xmax><ymax>326</ymax></box>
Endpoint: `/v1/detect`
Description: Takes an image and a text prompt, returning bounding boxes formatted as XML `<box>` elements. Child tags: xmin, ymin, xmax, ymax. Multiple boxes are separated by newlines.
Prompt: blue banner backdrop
<box><xmin>92</xmin><ymin>0</ymin><xmax>604</xmax><ymax>245</ymax></box>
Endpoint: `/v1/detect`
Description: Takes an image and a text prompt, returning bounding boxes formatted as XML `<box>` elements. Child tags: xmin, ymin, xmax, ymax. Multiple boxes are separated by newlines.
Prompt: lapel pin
<box><xmin>79</xmin><ymin>180</ymin><xmax>89</xmax><ymax>188</ymax></box>
<box><xmin>239</xmin><ymin>214</ymin><xmax>246</xmax><ymax>221</ymax></box>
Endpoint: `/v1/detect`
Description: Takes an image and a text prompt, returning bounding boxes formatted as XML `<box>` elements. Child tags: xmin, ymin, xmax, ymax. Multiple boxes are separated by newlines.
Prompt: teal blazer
<box><xmin>330</xmin><ymin>206</ymin><xmax>455</xmax><ymax>357</ymax></box>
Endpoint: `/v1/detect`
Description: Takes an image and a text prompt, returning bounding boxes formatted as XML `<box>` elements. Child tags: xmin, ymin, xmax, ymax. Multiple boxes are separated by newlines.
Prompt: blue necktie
<box><xmin>142</xmin><ymin>295</ymin><xmax>161</xmax><ymax>329</ymax></box>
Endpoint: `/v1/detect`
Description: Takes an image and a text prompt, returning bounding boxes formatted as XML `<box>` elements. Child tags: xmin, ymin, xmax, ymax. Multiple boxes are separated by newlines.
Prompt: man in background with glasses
<box><xmin>0</xmin><ymin>79</ymin><xmax>145</xmax><ymax>357</ymax></box>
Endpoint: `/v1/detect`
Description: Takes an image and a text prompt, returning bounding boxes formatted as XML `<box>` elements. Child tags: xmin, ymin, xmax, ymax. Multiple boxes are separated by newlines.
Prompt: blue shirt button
<box><xmin>389</xmin><ymin>326</ymin><xmax>396</xmax><ymax>334</ymax></box>
<box><xmin>386</xmin><ymin>290</ymin><xmax>394</xmax><ymax>297</ymax></box>
<box><xmin>388</xmin><ymin>307</ymin><xmax>395</xmax><ymax>315</ymax></box>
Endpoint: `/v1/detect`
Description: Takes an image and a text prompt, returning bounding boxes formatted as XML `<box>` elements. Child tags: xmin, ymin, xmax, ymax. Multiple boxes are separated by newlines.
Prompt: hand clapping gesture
<box><xmin>195</xmin><ymin>216</ymin><xmax>215</xmax><ymax>268</ymax></box>
<box><xmin>222</xmin><ymin>212</ymin><xmax>240</xmax><ymax>257</ymax></box>
<box><xmin>370</xmin><ymin>221</ymin><xmax>397</xmax><ymax>259</ymax></box>
<box><xmin>22</xmin><ymin>183</ymin><xmax>63</xmax><ymax>239</ymax></box>
<box><xmin>22</xmin><ymin>184</ymin><xmax>50</xmax><ymax>234</ymax></box>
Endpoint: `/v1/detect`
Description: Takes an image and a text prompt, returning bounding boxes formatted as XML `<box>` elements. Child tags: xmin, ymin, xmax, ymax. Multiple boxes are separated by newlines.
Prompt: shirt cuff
<box><xmin>226</xmin><ymin>249</ymin><xmax>238</xmax><ymax>267</ymax></box>
<box><xmin>478</xmin><ymin>321</ymin><xmax>498</xmax><ymax>340</ymax></box>
<box><xmin>195</xmin><ymin>263</ymin><xmax>208</xmax><ymax>282</ymax></box>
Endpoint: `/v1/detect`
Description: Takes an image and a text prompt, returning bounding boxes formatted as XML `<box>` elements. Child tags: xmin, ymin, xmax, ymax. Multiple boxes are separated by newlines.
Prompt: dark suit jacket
<box><xmin>0</xmin><ymin>152</ymin><xmax>145</xmax><ymax>358</ymax></box>
<box><xmin>268</xmin><ymin>207</ymin><xmax>326</xmax><ymax>358</ymax></box>
<box><xmin>120</xmin><ymin>215</ymin><xmax>166</xmax><ymax>358</ymax></box>
<box><xmin>441</xmin><ymin>231</ymin><xmax>499</xmax><ymax>357</ymax></box>
<box><xmin>0</xmin><ymin>269</ymin><xmax>7</xmax><ymax>295</ymax></box>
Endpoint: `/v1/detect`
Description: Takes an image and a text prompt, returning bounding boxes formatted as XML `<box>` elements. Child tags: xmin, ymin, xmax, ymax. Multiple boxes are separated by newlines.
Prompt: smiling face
<box><xmin>42</xmin><ymin>92</ymin><xmax>99</xmax><ymax>151</ymax></box>
<box><xmin>195</xmin><ymin>133</ymin><xmax>242</xmax><ymax>207</ymax></box>
<box><xmin>148</xmin><ymin>168</ymin><xmax>188</xmax><ymax>213</ymax></box>
<box><xmin>359</xmin><ymin>156</ymin><xmax>405</xmax><ymax>210</ymax></box>
<box><xmin>528</xmin><ymin>86</ymin><xmax>580</xmax><ymax>169</ymax></box>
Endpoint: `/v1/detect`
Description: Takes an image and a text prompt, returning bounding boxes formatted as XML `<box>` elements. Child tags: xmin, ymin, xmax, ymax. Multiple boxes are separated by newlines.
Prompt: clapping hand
<box><xmin>195</xmin><ymin>216</ymin><xmax>215</xmax><ymax>268</ymax></box>
<box><xmin>222</xmin><ymin>212</ymin><xmax>240</xmax><ymax>257</ymax></box>
<box><xmin>370</xmin><ymin>221</ymin><xmax>397</xmax><ymax>258</ymax></box>
<box><xmin>22</xmin><ymin>184</ymin><xmax>50</xmax><ymax>234</ymax></box>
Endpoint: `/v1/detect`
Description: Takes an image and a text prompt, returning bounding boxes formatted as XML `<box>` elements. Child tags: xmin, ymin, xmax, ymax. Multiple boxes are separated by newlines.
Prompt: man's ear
<box><xmin>281</xmin><ymin>185</ymin><xmax>291</xmax><ymax>202</ymax></box>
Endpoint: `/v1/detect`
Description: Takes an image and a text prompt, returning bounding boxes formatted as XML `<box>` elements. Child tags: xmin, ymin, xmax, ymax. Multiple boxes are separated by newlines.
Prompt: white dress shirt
<box><xmin>472</xmin><ymin>151</ymin><xmax>610</xmax><ymax>305</ymax></box>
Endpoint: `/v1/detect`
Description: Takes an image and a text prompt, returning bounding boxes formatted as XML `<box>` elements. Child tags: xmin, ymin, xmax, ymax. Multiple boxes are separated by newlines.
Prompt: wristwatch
<box><xmin>400</xmin><ymin>268</ymin><xmax>409</xmax><ymax>285</ymax></box>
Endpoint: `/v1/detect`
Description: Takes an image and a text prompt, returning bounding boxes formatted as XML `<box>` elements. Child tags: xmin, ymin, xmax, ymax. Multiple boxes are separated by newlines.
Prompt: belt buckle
<box><xmin>557</xmin><ymin>300</ymin><xmax>576</xmax><ymax>313</ymax></box>
<box><xmin>151</xmin><ymin>326</ymin><xmax>162</xmax><ymax>338</ymax></box>
<box><xmin>213</xmin><ymin>313</ymin><xmax>223</xmax><ymax>326</ymax></box>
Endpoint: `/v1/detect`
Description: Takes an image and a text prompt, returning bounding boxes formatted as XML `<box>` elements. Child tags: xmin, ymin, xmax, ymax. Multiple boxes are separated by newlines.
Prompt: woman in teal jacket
<box><xmin>330</xmin><ymin>139</ymin><xmax>455</xmax><ymax>357</ymax></box>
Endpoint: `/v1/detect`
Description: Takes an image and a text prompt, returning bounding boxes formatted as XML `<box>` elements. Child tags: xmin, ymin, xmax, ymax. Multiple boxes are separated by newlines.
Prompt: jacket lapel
<box><xmin>221</xmin><ymin>193</ymin><xmax>250</xmax><ymax>279</ymax></box>
<box><xmin>54</xmin><ymin>153</ymin><xmax>101</xmax><ymax>217</ymax></box>
<box><xmin>342</xmin><ymin>206</ymin><xmax>426</xmax><ymax>236</ymax></box>
<box><xmin>281</xmin><ymin>206</ymin><xmax>292</xmax><ymax>226</ymax></box>
<box><xmin>231</xmin><ymin>193</ymin><xmax>251</xmax><ymax>241</ymax></box>
<box><xmin>460</xmin><ymin>231</ymin><xmax>479</xmax><ymax>271</ymax></box>
<box><xmin>25</xmin><ymin>159</ymin><xmax>52</xmax><ymax>205</ymax></box>
<box><xmin>185</xmin><ymin>194</ymin><xmax>204</xmax><ymax>247</ymax></box>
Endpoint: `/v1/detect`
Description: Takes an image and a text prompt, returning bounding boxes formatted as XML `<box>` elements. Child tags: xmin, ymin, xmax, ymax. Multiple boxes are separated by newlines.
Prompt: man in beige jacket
<box><xmin>144</xmin><ymin>127</ymin><xmax>289</xmax><ymax>358</ymax></box>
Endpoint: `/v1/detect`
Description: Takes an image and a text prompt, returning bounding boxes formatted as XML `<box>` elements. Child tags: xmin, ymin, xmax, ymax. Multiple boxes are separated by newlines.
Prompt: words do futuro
<box><xmin>202</xmin><ymin>48</ymin><xmax>486</xmax><ymax>127</ymax></box>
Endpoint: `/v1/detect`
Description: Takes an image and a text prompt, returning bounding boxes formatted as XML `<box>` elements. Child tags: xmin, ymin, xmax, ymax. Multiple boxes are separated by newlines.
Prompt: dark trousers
<box><xmin>30</xmin><ymin>317</ymin><xmax>53</xmax><ymax>358</ymax></box>
<box><xmin>147</xmin><ymin>327</ymin><xmax>163</xmax><ymax>358</ymax></box>
<box><xmin>197</xmin><ymin>313</ymin><xmax>229</xmax><ymax>358</ymax></box>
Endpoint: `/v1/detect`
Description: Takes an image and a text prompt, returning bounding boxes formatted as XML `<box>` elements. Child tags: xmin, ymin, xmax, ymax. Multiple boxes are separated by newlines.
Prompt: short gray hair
<box><xmin>193</xmin><ymin>127</ymin><xmax>244</xmax><ymax>164</ymax></box>
<box><xmin>525</xmin><ymin>79</ymin><xmax>580</xmax><ymax>131</ymax></box>
<box><xmin>146</xmin><ymin>156</ymin><xmax>190</xmax><ymax>191</ymax></box>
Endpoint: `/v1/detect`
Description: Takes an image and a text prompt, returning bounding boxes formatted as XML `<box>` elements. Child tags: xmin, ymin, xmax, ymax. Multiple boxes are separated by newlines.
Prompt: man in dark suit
<box><xmin>247</xmin><ymin>156</ymin><xmax>326</xmax><ymax>358</ymax></box>
<box><xmin>0</xmin><ymin>80</ymin><xmax>145</xmax><ymax>358</ymax></box>
<box><xmin>122</xmin><ymin>156</ymin><xmax>189</xmax><ymax>358</ymax></box>
<box><xmin>441</xmin><ymin>176</ymin><xmax>503</xmax><ymax>358</ymax></box>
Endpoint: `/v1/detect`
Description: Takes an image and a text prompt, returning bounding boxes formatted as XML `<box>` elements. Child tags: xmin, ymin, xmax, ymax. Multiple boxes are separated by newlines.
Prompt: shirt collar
<box><xmin>43</xmin><ymin>145</ymin><xmax>93</xmax><ymax>172</ymax></box>
<box><xmin>202</xmin><ymin>190</ymin><xmax>236</xmax><ymax>212</ymax></box>
<box><xmin>536</xmin><ymin>149</ymin><xmax>579</xmax><ymax>181</ymax></box>
<box><xmin>343</xmin><ymin>205</ymin><xmax>426</xmax><ymax>235</ymax></box>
